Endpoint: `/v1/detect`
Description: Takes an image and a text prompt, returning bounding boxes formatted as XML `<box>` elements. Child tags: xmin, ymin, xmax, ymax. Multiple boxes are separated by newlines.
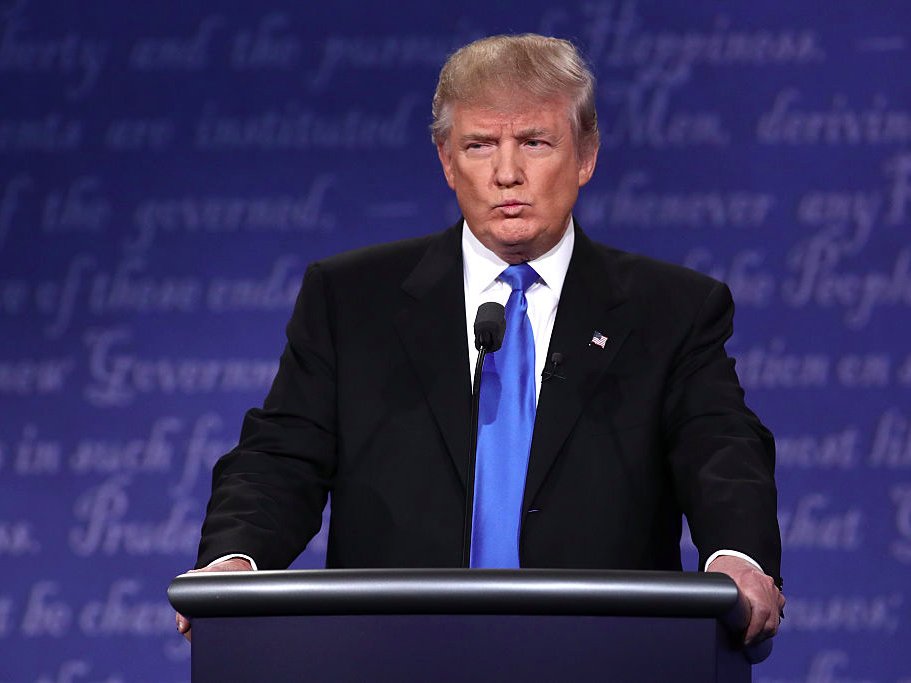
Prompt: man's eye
<box><xmin>525</xmin><ymin>139</ymin><xmax>547</xmax><ymax>148</ymax></box>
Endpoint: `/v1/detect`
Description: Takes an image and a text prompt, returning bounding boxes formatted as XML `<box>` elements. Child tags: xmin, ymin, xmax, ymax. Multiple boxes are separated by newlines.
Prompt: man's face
<box><xmin>436</xmin><ymin>95</ymin><xmax>598</xmax><ymax>263</ymax></box>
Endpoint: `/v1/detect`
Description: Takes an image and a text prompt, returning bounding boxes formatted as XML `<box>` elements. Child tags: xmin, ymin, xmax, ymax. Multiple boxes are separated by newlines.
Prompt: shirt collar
<box><xmin>462</xmin><ymin>217</ymin><xmax>575</xmax><ymax>299</ymax></box>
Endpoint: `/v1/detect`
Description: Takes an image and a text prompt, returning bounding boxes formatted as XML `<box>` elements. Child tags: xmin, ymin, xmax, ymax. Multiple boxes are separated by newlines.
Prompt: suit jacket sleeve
<box><xmin>662</xmin><ymin>280</ymin><xmax>782</xmax><ymax>585</ymax></box>
<box><xmin>195</xmin><ymin>263</ymin><xmax>337</xmax><ymax>569</ymax></box>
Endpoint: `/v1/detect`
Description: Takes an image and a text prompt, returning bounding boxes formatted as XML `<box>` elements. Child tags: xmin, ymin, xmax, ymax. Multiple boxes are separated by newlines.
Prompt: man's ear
<box><xmin>436</xmin><ymin>140</ymin><xmax>456</xmax><ymax>190</ymax></box>
<box><xmin>577</xmin><ymin>144</ymin><xmax>599</xmax><ymax>188</ymax></box>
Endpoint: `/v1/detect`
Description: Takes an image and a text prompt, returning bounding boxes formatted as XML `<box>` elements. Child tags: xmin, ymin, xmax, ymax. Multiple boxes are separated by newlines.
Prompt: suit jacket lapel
<box><xmin>523</xmin><ymin>227</ymin><xmax>635</xmax><ymax>513</ymax></box>
<box><xmin>394</xmin><ymin>222</ymin><xmax>471</xmax><ymax>487</ymax></box>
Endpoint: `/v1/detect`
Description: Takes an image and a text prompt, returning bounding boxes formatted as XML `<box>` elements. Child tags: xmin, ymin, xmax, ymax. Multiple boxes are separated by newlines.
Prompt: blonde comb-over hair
<box><xmin>431</xmin><ymin>34</ymin><xmax>600</xmax><ymax>156</ymax></box>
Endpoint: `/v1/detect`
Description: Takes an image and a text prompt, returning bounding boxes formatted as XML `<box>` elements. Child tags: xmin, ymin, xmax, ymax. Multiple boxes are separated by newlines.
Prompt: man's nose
<box><xmin>493</xmin><ymin>146</ymin><xmax>524</xmax><ymax>187</ymax></box>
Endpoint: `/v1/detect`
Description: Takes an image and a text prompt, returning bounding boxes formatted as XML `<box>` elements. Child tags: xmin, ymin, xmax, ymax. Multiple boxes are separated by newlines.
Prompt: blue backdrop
<box><xmin>2</xmin><ymin>0</ymin><xmax>909</xmax><ymax>680</ymax></box>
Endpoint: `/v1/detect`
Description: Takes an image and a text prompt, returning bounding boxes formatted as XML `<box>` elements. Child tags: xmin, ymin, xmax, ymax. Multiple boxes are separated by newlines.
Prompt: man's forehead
<box><xmin>451</xmin><ymin>97</ymin><xmax>570</xmax><ymax>132</ymax></box>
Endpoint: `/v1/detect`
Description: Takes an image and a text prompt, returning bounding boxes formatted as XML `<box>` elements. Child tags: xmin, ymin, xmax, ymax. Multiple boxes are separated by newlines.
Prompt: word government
<box><xmin>130</xmin><ymin>175</ymin><xmax>334</xmax><ymax>249</ymax></box>
<box><xmin>83</xmin><ymin>328</ymin><xmax>277</xmax><ymax>408</ymax></box>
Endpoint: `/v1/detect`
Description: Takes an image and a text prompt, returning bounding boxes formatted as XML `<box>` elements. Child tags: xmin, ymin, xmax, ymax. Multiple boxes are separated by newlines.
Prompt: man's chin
<box><xmin>488</xmin><ymin>220</ymin><xmax>537</xmax><ymax>245</ymax></box>
<box><xmin>498</xmin><ymin>250</ymin><xmax>531</xmax><ymax>265</ymax></box>
<box><xmin>491</xmin><ymin>224</ymin><xmax>561</xmax><ymax>263</ymax></box>
<box><xmin>490</xmin><ymin>238</ymin><xmax>544</xmax><ymax>264</ymax></box>
<box><xmin>466</xmin><ymin>217</ymin><xmax>559</xmax><ymax>262</ymax></box>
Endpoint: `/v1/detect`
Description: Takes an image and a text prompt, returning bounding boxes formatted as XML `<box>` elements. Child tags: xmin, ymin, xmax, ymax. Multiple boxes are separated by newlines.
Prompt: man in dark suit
<box><xmin>179</xmin><ymin>34</ymin><xmax>784</xmax><ymax>644</ymax></box>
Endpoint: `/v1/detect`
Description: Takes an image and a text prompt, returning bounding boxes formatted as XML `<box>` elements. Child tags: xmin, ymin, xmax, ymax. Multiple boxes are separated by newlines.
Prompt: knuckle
<box><xmin>752</xmin><ymin>604</ymin><xmax>772</xmax><ymax>621</ymax></box>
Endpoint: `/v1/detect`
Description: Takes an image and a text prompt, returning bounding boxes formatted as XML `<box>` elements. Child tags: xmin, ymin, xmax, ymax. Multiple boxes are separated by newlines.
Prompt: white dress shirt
<box><xmin>462</xmin><ymin>217</ymin><xmax>574</xmax><ymax>401</ymax></box>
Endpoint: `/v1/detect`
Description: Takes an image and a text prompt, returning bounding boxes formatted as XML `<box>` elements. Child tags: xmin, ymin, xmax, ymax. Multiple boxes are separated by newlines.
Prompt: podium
<box><xmin>168</xmin><ymin>569</ymin><xmax>770</xmax><ymax>682</ymax></box>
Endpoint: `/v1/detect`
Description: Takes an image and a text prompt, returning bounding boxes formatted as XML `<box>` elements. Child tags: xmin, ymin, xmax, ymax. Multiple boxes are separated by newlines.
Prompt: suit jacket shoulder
<box><xmin>591</xmin><ymin>240</ymin><xmax>729</xmax><ymax>320</ymax></box>
<box><xmin>309</xmin><ymin>223</ymin><xmax>460</xmax><ymax>293</ymax></box>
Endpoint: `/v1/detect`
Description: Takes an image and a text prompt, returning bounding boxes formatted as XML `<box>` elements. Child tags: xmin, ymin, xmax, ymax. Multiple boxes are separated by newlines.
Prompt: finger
<box><xmin>177</xmin><ymin>617</ymin><xmax>192</xmax><ymax>643</ymax></box>
<box><xmin>744</xmin><ymin>615</ymin><xmax>761</xmax><ymax>644</ymax></box>
<box><xmin>744</xmin><ymin>601</ymin><xmax>771</xmax><ymax>644</ymax></box>
<box><xmin>767</xmin><ymin>608</ymin><xmax>780</xmax><ymax>635</ymax></box>
<box><xmin>748</xmin><ymin>587</ymin><xmax>784</xmax><ymax>644</ymax></box>
<box><xmin>757</xmin><ymin>607</ymin><xmax>780</xmax><ymax>642</ymax></box>
<box><xmin>176</xmin><ymin>613</ymin><xmax>191</xmax><ymax>634</ymax></box>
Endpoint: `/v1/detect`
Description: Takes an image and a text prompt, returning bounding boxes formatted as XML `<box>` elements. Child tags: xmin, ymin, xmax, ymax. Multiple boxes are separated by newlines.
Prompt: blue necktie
<box><xmin>470</xmin><ymin>263</ymin><xmax>539</xmax><ymax>568</ymax></box>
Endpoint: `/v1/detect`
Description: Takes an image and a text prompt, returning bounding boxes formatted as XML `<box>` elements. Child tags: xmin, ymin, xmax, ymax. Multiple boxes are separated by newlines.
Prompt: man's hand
<box><xmin>175</xmin><ymin>557</ymin><xmax>253</xmax><ymax>642</ymax></box>
<box><xmin>707</xmin><ymin>555</ymin><xmax>785</xmax><ymax>645</ymax></box>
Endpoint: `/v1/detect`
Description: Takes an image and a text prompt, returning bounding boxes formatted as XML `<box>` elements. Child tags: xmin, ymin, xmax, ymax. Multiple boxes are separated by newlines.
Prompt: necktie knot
<box><xmin>500</xmin><ymin>263</ymin><xmax>539</xmax><ymax>293</ymax></box>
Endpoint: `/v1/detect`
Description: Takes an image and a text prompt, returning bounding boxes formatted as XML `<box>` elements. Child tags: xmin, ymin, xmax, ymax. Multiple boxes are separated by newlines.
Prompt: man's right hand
<box><xmin>175</xmin><ymin>557</ymin><xmax>253</xmax><ymax>642</ymax></box>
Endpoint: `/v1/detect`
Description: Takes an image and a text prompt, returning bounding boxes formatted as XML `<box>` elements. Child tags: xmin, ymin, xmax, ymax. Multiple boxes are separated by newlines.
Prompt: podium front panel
<box><xmin>191</xmin><ymin>614</ymin><xmax>748</xmax><ymax>683</ymax></box>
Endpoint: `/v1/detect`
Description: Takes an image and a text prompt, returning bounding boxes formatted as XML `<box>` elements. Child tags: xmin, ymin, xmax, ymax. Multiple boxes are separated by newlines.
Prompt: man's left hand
<box><xmin>707</xmin><ymin>555</ymin><xmax>785</xmax><ymax>645</ymax></box>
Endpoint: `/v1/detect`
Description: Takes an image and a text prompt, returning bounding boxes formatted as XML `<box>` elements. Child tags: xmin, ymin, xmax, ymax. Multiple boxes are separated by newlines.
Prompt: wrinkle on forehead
<box><xmin>463</xmin><ymin>90</ymin><xmax>569</xmax><ymax>120</ymax></box>
<box><xmin>451</xmin><ymin>97</ymin><xmax>572</xmax><ymax>140</ymax></box>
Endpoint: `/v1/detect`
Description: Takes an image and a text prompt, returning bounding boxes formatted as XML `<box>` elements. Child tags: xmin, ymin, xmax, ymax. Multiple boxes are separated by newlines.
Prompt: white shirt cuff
<box><xmin>704</xmin><ymin>549</ymin><xmax>763</xmax><ymax>574</ymax></box>
<box><xmin>207</xmin><ymin>553</ymin><xmax>258</xmax><ymax>571</ymax></box>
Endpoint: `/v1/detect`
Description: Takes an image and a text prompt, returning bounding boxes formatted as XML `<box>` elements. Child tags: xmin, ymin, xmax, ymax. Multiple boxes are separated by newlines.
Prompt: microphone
<box><xmin>463</xmin><ymin>302</ymin><xmax>506</xmax><ymax>567</ymax></box>
<box><xmin>473</xmin><ymin>302</ymin><xmax>506</xmax><ymax>352</ymax></box>
<box><xmin>541</xmin><ymin>352</ymin><xmax>565</xmax><ymax>382</ymax></box>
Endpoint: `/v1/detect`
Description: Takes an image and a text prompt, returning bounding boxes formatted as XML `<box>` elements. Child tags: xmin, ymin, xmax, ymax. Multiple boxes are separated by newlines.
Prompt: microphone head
<box><xmin>474</xmin><ymin>302</ymin><xmax>506</xmax><ymax>352</ymax></box>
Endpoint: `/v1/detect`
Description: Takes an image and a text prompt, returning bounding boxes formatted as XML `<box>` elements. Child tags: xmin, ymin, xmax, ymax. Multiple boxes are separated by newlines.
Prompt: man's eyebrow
<box><xmin>459</xmin><ymin>132</ymin><xmax>498</xmax><ymax>143</ymax></box>
<box><xmin>459</xmin><ymin>128</ymin><xmax>556</xmax><ymax>144</ymax></box>
<box><xmin>514</xmin><ymin>127</ymin><xmax>552</xmax><ymax>139</ymax></box>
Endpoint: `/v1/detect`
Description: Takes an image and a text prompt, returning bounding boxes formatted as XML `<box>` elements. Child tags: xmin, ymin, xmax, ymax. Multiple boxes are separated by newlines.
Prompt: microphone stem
<box><xmin>462</xmin><ymin>345</ymin><xmax>487</xmax><ymax>568</ymax></box>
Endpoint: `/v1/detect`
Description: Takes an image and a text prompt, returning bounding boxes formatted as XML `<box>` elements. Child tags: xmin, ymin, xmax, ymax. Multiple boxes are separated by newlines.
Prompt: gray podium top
<box><xmin>169</xmin><ymin>568</ymin><xmax>743</xmax><ymax>621</ymax></box>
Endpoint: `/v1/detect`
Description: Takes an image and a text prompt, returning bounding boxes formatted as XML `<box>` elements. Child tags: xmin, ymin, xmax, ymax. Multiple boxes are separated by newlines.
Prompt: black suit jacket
<box><xmin>197</xmin><ymin>222</ymin><xmax>781</xmax><ymax>584</ymax></box>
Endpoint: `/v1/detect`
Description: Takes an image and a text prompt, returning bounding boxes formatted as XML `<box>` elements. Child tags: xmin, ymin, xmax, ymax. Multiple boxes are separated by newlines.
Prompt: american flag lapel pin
<box><xmin>590</xmin><ymin>331</ymin><xmax>608</xmax><ymax>348</ymax></box>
